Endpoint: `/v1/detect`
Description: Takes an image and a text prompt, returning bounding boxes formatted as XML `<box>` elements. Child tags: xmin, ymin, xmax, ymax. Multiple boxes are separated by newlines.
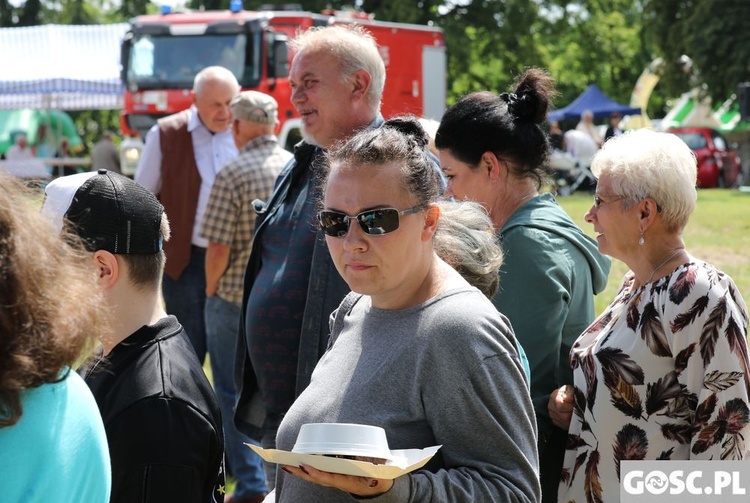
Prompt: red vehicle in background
<box><xmin>667</xmin><ymin>127</ymin><xmax>742</xmax><ymax>188</ymax></box>
<box><xmin>117</xmin><ymin>4</ymin><xmax>446</xmax><ymax>174</ymax></box>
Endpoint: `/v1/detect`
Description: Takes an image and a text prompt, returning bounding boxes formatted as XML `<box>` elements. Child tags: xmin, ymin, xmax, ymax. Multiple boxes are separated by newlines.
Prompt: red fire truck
<box><xmin>118</xmin><ymin>5</ymin><xmax>446</xmax><ymax>174</ymax></box>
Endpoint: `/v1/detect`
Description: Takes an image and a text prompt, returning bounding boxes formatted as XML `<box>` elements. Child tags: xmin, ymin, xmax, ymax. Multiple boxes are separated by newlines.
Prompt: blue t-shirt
<box><xmin>0</xmin><ymin>369</ymin><xmax>111</xmax><ymax>502</ymax></box>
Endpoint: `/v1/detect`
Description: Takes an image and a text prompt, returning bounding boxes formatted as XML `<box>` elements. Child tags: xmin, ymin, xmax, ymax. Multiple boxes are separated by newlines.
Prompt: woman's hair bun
<box><xmin>383</xmin><ymin>116</ymin><xmax>429</xmax><ymax>149</ymax></box>
<box><xmin>500</xmin><ymin>92</ymin><xmax>536</xmax><ymax>123</ymax></box>
<box><xmin>508</xmin><ymin>68</ymin><xmax>555</xmax><ymax>124</ymax></box>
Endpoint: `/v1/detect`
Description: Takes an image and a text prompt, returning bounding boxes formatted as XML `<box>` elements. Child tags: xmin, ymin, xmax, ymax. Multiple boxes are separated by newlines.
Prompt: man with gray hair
<box><xmin>233</xmin><ymin>25</ymin><xmax>386</xmax><ymax>488</ymax></box>
<box><xmin>200</xmin><ymin>91</ymin><xmax>291</xmax><ymax>503</ymax></box>
<box><xmin>135</xmin><ymin>66</ymin><xmax>240</xmax><ymax>364</ymax></box>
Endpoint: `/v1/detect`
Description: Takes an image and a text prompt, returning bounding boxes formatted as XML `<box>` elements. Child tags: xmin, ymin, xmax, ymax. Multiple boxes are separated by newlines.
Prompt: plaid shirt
<box><xmin>200</xmin><ymin>135</ymin><xmax>291</xmax><ymax>305</ymax></box>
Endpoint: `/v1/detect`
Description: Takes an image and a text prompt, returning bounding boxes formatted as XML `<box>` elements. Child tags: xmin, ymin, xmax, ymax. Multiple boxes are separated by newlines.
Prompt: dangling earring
<box><xmin>639</xmin><ymin>232</ymin><xmax>645</xmax><ymax>246</ymax></box>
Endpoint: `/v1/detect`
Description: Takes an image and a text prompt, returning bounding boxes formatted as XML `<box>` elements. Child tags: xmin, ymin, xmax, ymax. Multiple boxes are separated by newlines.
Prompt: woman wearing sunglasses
<box><xmin>434</xmin><ymin>68</ymin><xmax>611</xmax><ymax>502</ymax></box>
<box><xmin>272</xmin><ymin>117</ymin><xmax>540</xmax><ymax>502</ymax></box>
<box><xmin>551</xmin><ymin>129</ymin><xmax>750</xmax><ymax>502</ymax></box>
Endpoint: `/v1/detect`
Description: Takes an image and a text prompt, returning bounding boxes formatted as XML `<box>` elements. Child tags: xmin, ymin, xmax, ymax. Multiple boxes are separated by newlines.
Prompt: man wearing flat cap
<box><xmin>200</xmin><ymin>90</ymin><xmax>292</xmax><ymax>503</ymax></box>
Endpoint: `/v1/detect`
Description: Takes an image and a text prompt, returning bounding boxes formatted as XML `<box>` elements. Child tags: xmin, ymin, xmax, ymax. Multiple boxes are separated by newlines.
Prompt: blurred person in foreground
<box><xmin>233</xmin><ymin>25</ymin><xmax>386</xmax><ymax>488</ymax></box>
<box><xmin>435</xmin><ymin>68</ymin><xmax>610</xmax><ymax>503</ymax></box>
<box><xmin>550</xmin><ymin>129</ymin><xmax>750</xmax><ymax>503</ymax></box>
<box><xmin>0</xmin><ymin>170</ymin><xmax>111</xmax><ymax>502</ymax></box>
<box><xmin>42</xmin><ymin>170</ymin><xmax>226</xmax><ymax>502</ymax></box>
<box><xmin>200</xmin><ymin>90</ymin><xmax>292</xmax><ymax>502</ymax></box>
<box><xmin>136</xmin><ymin>66</ymin><xmax>241</xmax><ymax>363</ymax></box>
<box><xmin>274</xmin><ymin>117</ymin><xmax>539</xmax><ymax>502</ymax></box>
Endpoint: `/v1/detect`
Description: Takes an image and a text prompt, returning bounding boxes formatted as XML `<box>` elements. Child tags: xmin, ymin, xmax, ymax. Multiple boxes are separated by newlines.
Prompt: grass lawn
<box><xmin>556</xmin><ymin>189</ymin><xmax>750</xmax><ymax>315</ymax></box>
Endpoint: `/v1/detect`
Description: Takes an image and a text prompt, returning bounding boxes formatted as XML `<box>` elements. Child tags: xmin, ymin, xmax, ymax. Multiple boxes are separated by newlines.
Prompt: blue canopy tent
<box><xmin>549</xmin><ymin>84</ymin><xmax>642</xmax><ymax>122</ymax></box>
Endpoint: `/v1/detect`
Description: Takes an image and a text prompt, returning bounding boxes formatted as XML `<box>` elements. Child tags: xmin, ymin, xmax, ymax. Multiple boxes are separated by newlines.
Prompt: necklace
<box><xmin>647</xmin><ymin>248</ymin><xmax>684</xmax><ymax>284</ymax></box>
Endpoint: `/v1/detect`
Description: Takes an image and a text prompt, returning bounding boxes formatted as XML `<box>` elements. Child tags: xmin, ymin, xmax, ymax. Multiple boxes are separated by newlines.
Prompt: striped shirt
<box><xmin>200</xmin><ymin>135</ymin><xmax>291</xmax><ymax>305</ymax></box>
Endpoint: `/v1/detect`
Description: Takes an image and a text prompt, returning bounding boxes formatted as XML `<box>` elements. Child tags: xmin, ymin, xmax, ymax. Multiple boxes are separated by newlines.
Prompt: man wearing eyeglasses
<box><xmin>233</xmin><ymin>25</ymin><xmax>386</xmax><ymax>490</ymax></box>
<box><xmin>200</xmin><ymin>91</ymin><xmax>292</xmax><ymax>503</ymax></box>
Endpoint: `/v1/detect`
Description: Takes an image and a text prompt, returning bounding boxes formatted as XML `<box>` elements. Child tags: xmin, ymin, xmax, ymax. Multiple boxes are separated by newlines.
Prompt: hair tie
<box><xmin>499</xmin><ymin>92</ymin><xmax>518</xmax><ymax>106</ymax></box>
<box><xmin>501</xmin><ymin>92</ymin><xmax>534</xmax><ymax>121</ymax></box>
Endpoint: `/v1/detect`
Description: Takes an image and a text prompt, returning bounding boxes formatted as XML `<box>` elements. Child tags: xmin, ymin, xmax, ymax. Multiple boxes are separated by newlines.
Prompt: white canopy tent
<box><xmin>0</xmin><ymin>23</ymin><xmax>129</xmax><ymax>110</ymax></box>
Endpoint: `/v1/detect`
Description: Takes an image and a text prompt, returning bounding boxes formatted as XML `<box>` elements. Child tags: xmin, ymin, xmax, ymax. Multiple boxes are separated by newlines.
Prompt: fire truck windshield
<box><xmin>126</xmin><ymin>32</ymin><xmax>261</xmax><ymax>89</ymax></box>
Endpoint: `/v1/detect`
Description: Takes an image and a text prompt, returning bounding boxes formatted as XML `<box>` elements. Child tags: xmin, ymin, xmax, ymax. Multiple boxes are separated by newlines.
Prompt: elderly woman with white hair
<box><xmin>549</xmin><ymin>129</ymin><xmax>750</xmax><ymax>502</ymax></box>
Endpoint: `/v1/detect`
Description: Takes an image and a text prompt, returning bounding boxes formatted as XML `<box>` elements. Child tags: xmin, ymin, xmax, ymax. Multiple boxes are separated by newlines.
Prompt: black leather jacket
<box><xmin>83</xmin><ymin>315</ymin><xmax>225</xmax><ymax>502</ymax></box>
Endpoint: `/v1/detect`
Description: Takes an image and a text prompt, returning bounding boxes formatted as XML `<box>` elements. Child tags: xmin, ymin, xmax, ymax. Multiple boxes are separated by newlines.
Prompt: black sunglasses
<box><xmin>317</xmin><ymin>206</ymin><xmax>423</xmax><ymax>237</ymax></box>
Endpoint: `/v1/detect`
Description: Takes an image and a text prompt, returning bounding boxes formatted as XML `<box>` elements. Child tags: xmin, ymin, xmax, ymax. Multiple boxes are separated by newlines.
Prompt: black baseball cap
<box><xmin>42</xmin><ymin>169</ymin><xmax>163</xmax><ymax>254</ymax></box>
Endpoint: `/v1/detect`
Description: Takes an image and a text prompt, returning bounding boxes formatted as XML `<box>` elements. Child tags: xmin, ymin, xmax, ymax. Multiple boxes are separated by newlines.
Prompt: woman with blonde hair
<box><xmin>550</xmin><ymin>129</ymin><xmax>750</xmax><ymax>502</ymax></box>
<box><xmin>0</xmin><ymin>171</ymin><xmax>112</xmax><ymax>501</ymax></box>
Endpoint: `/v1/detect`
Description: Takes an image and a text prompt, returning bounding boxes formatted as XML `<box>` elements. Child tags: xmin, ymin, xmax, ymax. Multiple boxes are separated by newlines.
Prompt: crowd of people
<box><xmin>2</xmin><ymin>128</ymin><xmax>122</xmax><ymax>176</ymax></box>
<box><xmin>1</xmin><ymin>23</ymin><xmax>748</xmax><ymax>503</ymax></box>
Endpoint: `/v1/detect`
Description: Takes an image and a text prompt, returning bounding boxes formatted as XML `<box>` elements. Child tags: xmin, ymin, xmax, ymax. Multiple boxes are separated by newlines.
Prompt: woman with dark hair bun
<box><xmin>273</xmin><ymin>116</ymin><xmax>539</xmax><ymax>502</ymax></box>
<box><xmin>436</xmin><ymin>69</ymin><xmax>611</xmax><ymax>502</ymax></box>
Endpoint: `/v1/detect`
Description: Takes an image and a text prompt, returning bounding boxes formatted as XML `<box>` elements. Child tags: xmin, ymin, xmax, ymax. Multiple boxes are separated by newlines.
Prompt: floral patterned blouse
<box><xmin>558</xmin><ymin>261</ymin><xmax>750</xmax><ymax>503</ymax></box>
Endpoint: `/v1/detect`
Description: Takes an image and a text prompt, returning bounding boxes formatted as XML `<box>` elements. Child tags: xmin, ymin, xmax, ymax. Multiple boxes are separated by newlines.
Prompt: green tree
<box><xmin>362</xmin><ymin>0</ymin><xmax>442</xmax><ymax>25</ymax></box>
<box><xmin>540</xmin><ymin>1</ymin><xmax>650</xmax><ymax>112</ymax></box>
<box><xmin>69</xmin><ymin>109</ymin><xmax>122</xmax><ymax>157</ymax></box>
<box><xmin>645</xmin><ymin>0</ymin><xmax>750</xmax><ymax>101</ymax></box>
<box><xmin>52</xmin><ymin>0</ymin><xmax>104</xmax><ymax>24</ymax></box>
<box><xmin>438</xmin><ymin>0</ymin><xmax>546</xmax><ymax>103</ymax></box>
<box><xmin>17</xmin><ymin>0</ymin><xmax>43</xmax><ymax>25</ymax></box>
<box><xmin>0</xmin><ymin>0</ymin><xmax>14</xmax><ymax>26</ymax></box>
<box><xmin>119</xmin><ymin>0</ymin><xmax>153</xmax><ymax>21</ymax></box>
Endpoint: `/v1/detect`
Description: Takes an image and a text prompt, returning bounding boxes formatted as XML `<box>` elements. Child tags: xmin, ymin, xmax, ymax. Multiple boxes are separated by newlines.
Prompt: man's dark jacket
<box><xmin>233</xmin><ymin>141</ymin><xmax>351</xmax><ymax>439</ymax></box>
<box><xmin>84</xmin><ymin>315</ymin><xmax>225</xmax><ymax>502</ymax></box>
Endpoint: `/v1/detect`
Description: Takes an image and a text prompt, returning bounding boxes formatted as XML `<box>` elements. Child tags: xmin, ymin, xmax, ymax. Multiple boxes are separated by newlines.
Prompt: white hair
<box><xmin>433</xmin><ymin>199</ymin><xmax>503</xmax><ymax>298</ymax></box>
<box><xmin>591</xmin><ymin>129</ymin><xmax>697</xmax><ymax>232</ymax></box>
<box><xmin>290</xmin><ymin>25</ymin><xmax>385</xmax><ymax>111</ymax></box>
<box><xmin>193</xmin><ymin>66</ymin><xmax>240</xmax><ymax>96</ymax></box>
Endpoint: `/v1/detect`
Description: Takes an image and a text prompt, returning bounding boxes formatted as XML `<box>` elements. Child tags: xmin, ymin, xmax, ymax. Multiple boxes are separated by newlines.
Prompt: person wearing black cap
<box><xmin>41</xmin><ymin>169</ymin><xmax>226</xmax><ymax>503</ymax></box>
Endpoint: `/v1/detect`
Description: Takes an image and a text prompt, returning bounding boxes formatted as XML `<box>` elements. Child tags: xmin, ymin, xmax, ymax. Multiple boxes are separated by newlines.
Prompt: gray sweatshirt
<box><xmin>275</xmin><ymin>288</ymin><xmax>540</xmax><ymax>502</ymax></box>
